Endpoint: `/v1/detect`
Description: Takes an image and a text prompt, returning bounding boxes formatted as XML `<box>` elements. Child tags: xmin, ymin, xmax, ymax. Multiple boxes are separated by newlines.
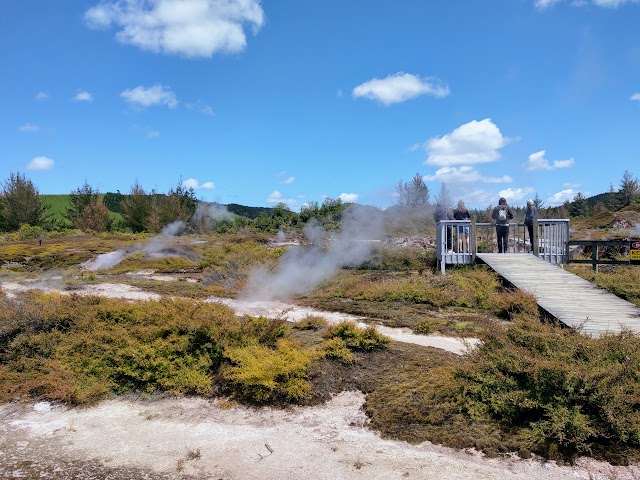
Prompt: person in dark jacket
<box><xmin>524</xmin><ymin>199</ymin><xmax>538</xmax><ymax>253</ymax></box>
<box><xmin>433</xmin><ymin>202</ymin><xmax>452</xmax><ymax>251</ymax></box>
<box><xmin>491</xmin><ymin>197</ymin><xmax>513</xmax><ymax>253</ymax></box>
<box><xmin>453</xmin><ymin>200</ymin><xmax>471</xmax><ymax>252</ymax></box>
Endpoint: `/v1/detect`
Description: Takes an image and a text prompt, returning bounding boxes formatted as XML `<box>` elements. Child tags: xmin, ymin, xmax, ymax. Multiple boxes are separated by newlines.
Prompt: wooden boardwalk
<box><xmin>477</xmin><ymin>253</ymin><xmax>640</xmax><ymax>337</ymax></box>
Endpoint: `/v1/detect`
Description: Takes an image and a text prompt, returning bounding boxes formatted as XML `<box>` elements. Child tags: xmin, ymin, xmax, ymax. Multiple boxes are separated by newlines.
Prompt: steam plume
<box><xmin>242</xmin><ymin>204</ymin><xmax>384</xmax><ymax>301</ymax></box>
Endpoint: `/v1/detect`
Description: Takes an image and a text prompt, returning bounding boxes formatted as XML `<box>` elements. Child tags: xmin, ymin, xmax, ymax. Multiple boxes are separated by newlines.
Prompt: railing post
<box><xmin>471</xmin><ymin>219</ymin><xmax>477</xmax><ymax>265</ymax></box>
<box><xmin>533</xmin><ymin>219</ymin><xmax>539</xmax><ymax>257</ymax></box>
<box><xmin>592</xmin><ymin>243</ymin><xmax>599</xmax><ymax>272</ymax></box>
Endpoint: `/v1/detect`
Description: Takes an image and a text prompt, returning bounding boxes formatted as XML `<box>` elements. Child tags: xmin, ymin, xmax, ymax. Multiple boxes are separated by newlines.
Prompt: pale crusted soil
<box><xmin>2</xmin><ymin>392</ymin><xmax>637</xmax><ymax>480</ymax></box>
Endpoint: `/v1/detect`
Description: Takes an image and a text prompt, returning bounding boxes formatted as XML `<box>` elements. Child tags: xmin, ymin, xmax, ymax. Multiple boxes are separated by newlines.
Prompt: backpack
<box><xmin>498</xmin><ymin>208</ymin><xmax>507</xmax><ymax>221</ymax></box>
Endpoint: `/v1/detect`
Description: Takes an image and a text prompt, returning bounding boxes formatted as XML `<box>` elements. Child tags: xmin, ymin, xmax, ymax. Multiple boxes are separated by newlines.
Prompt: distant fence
<box><xmin>568</xmin><ymin>240</ymin><xmax>633</xmax><ymax>271</ymax></box>
<box><xmin>436</xmin><ymin>219</ymin><xmax>570</xmax><ymax>273</ymax></box>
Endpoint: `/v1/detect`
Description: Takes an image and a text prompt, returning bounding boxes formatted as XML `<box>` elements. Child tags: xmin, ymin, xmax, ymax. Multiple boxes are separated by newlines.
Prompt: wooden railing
<box><xmin>568</xmin><ymin>240</ymin><xmax>632</xmax><ymax>271</ymax></box>
<box><xmin>436</xmin><ymin>219</ymin><xmax>570</xmax><ymax>272</ymax></box>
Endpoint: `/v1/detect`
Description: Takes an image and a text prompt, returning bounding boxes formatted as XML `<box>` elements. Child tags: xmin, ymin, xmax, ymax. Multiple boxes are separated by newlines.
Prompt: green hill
<box><xmin>40</xmin><ymin>194</ymin><xmax>123</xmax><ymax>223</ymax></box>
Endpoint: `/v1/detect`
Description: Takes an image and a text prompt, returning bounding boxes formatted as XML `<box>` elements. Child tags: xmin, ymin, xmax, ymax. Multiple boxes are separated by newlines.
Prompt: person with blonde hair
<box><xmin>453</xmin><ymin>200</ymin><xmax>470</xmax><ymax>252</ymax></box>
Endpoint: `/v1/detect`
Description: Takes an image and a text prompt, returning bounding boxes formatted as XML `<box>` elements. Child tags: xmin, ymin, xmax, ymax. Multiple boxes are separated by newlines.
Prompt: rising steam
<box><xmin>242</xmin><ymin>204</ymin><xmax>385</xmax><ymax>301</ymax></box>
<box><xmin>83</xmin><ymin>205</ymin><xmax>230</xmax><ymax>271</ymax></box>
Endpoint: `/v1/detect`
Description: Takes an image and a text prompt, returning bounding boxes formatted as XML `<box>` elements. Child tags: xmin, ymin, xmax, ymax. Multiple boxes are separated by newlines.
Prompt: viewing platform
<box><xmin>436</xmin><ymin>219</ymin><xmax>640</xmax><ymax>336</ymax></box>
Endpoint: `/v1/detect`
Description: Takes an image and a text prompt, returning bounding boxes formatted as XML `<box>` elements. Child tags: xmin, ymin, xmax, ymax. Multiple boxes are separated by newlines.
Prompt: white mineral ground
<box><xmin>2</xmin><ymin>280</ymin><xmax>639</xmax><ymax>478</ymax></box>
<box><xmin>1</xmin><ymin>392</ymin><xmax>637</xmax><ymax>480</ymax></box>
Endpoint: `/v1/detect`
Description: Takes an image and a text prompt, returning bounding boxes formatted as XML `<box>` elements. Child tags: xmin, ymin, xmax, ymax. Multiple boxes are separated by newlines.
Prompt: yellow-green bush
<box><xmin>323</xmin><ymin>322</ymin><xmax>390</xmax><ymax>351</ymax></box>
<box><xmin>0</xmin><ymin>292</ymin><xmax>293</xmax><ymax>404</ymax></box>
<box><xmin>401</xmin><ymin>320</ymin><xmax>640</xmax><ymax>463</ymax></box>
<box><xmin>317</xmin><ymin>337</ymin><xmax>357</xmax><ymax>364</ymax></box>
<box><xmin>223</xmin><ymin>339</ymin><xmax>313</xmax><ymax>403</ymax></box>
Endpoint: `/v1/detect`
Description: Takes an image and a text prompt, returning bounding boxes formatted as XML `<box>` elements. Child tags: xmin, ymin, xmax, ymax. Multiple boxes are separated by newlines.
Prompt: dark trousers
<box><xmin>496</xmin><ymin>225</ymin><xmax>509</xmax><ymax>253</ymax></box>
<box><xmin>526</xmin><ymin>223</ymin><xmax>534</xmax><ymax>252</ymax></box>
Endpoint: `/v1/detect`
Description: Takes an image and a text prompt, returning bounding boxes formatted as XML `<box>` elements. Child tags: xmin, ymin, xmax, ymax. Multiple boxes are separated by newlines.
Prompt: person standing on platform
<box><xmin>453</xmin><ymin>200</ymin><xmax>471</xmax><ymax>252</ymax></box>
<box><xmin>491</xmin><ymin>197</ymin><xmax>513</xmax><ymax>253</ymax></box>
<box><xmin>433</xmin><ymin>202</ymin><xmax>452</xmax><ymax>252</ymax></box>
<box><xmin>524</xmin><ymin>198</ymin><xmax>538</xmax><ymax>253</ymax></box>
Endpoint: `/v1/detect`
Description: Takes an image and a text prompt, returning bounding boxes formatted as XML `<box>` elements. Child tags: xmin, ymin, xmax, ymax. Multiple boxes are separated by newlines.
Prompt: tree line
<box><xmin>394</xmin><ymin>170</ymin><xmax>640</xmax><ymax>220</ymax></box>
<box><xmin>0</xmin><ymin>172</ymin><xmax>352</xmax><ymax>235</ymax></box>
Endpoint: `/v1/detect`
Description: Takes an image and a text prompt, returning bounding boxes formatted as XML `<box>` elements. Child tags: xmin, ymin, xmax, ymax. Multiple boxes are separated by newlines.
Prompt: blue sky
<box><xmin>1</xmin><ymin>0</ymin><xmax>639</xmax><ymax>210</ymax></box>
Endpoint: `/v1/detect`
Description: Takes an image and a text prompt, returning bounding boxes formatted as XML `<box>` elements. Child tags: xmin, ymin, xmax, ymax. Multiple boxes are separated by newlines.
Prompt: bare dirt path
<box><xmin>2</xmin><ymin>391</ymin><xmax>634</xmax><ymax>480</ymax></box>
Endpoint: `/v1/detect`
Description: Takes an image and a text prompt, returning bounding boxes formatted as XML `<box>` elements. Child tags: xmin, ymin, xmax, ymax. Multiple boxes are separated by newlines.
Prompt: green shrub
<box><xmin>318</xmin><ymin>337</ymin><xmax>357</xmax><ymax>364</ymax></box>
<box><xmin>293</xmin><ymin>316</ymin><xmax>328</xmax><ymax>331</ymax></box>
<box><xmin>323</xmin><ymin>322</ymin><xmax>390</xmax><ymax>351</ymax></box>
<box><xmin>449</xmin><ymin>321</ymin><xmax>640</xmax><ymax>462</ymax></box>
<box><xmin>222</xmin><ymin>339</ymin><xmax>313</xmax><ymax>404</ymax></box>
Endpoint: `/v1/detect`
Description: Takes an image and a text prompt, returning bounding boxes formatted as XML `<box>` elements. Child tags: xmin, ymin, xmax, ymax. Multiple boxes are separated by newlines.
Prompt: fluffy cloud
<box><xmin>35</xmin><ymin>91</ymin><xmax>49</xmax><ymax>101</ymax></box>
<box><xmin>498</xmin><ymin>187</ymin><xmax>535</xmax><ymax>203</ymax></box>
<box><xmin>121</xmin><ymin>85</ymin><xmax>178</xmax><ymax>109</ymax></box>
<box><xmin>74</xmin><ymin>90</ymin><xmax>94</xmax><ymax>102</ymax></box>
<box><xmin>19</xmin><ymin>124</ymin><xmax>41</xmax><ymax>132</ymax></box>
<box><xmin>423</xmin><ymin>166</ymin><xmax>512</xmax><ymax>184</ymax></box>
<box><xmin>546</xmin><ymin>189</ymin><xmax>575</xmax><ymax>206</ymax></box>
<box><xmin>266</xmin><ymin>190</ymin><xmax>297</xmax><ymax>209</ymax></box>
<box><xmin>353</xmin><ymin>72</ymin><xmax>449</xmax><ymax>106</ymax></box>
<box><xmin>631</xmin><ymin>93</ymin><xmax>640</xmax><ymax>101</ymax></box>
<box><xmin>85</xmin><ymin>0</ymin><xmax>264</xmax><ymax>58</ymax></box>
<box><xmin>526</xmin><ymin>150</ymin><xmax>575</xmax><ymax>171</ymax></box>
<box><xmin>536</xmin><ymin>0</ymin><xmax>639</xmax><ymax>8</ymax></box>
<box><xmin>183</xmin><ymin>178</ymin><xmax>215</xmax><ymax>189</ymax></box>
<box><xmin>27</xmin><ymin>156</ymin><xmax>55</xmax><ymax>171</ymax></box>
<box><xmin>338</xmin><ymin>193</ymin><xmax>359</xmax><ymax>202</ymax></box>
<box><xmin>425</xmin><ymin>118</ymin><xmax>507</xmax><ymax>166</ymax></box>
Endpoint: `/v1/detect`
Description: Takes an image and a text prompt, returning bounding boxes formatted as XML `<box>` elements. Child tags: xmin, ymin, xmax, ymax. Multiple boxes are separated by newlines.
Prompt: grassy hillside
<box><xmin>41</xmin><ymin>194</ymin><xmax>123</xmax><ymax>223</ymax></box>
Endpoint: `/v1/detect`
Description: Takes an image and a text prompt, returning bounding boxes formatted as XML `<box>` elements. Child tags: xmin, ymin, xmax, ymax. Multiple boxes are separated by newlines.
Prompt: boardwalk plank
<box><xmin>476</xmin><ymin>253</ymin><xmax>640</xmax><ymax>337</ymax></box>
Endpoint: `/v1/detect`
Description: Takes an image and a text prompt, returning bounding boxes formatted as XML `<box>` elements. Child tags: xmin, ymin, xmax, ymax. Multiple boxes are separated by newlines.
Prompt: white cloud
<box><xmin>425</xmin><ymin>118</ymin><xmax>507</xmax><ymax>166</ymax></box>
<box><xmin>35</xmin><ymin>91</ymin><xmax>49</xmax><ymax>101</ymax></box>
<box><xmin>266</xmin><ymin>190</ymin><xmax>297</xmax><ymax>209</ymax></box>
<box><xmin>183</xmin><ymin>177</ymin><xmax>215</xmax><ymax>190</ymax></box>
<box><xmin>338</xmin><ymin>193</ymin><xmax>359</xmax><ymax>202</ymax></box>
<box><xmin>631</xmin><ymin>93</ymin><xmax>640</xmax><ymax>101</ymax></box>
<box><xmin>353</xmin><ymin>72</ymin><xmax>450</xmax><ymax>106</ymax></box>
<box><xmin>526</xmin><ymin>150</ymin><xmax>575</xmax><ymax>171</ymax></box>
<box><xmin>498</xmin><ymin>187</ymin><xmax>535</xmax><ymax>203</ymax></box>
<box><xmin>121</xmin><ymin>85</ymin><xmax>178</xmax><ymax>109</ymax></box>
<box><xmin>535</xmin><ymin>0</ymin><xmax>561</xmax><ymax>8</ymax></box>
<box><xmin>536</xmin><ymin>0</ymin><xmax>639</xmax><ymax>8</ymax></box>
<box><xmin>74</xmin><ymin>90</ymin><xmax>94</xmax><ymax>102</ymax></box>
<box><xmin>19</xmin><ymin>124</ymin><xmax>41</xmax><ymax>132</ymax></box>
<box><xmin>280</xmin><ymin>176</ymin><xmax>295</xmax><ymax>185</ymax></box>
<box><xmin>423</xmin><ymin>166</ymin><xmax>512</xmax><ymax>184</ymax></box>
<box><xmin>27</xmin><ymin>156</ymin><xmax>55</xmax><ymax>171</ymax></box>
<box><xmin>85</xmin><ymin>0</ymin><xmax>265</xmax><ymax>58</ymax></box>
<box><xmin>546</xmin><ymin>189</ymin><xmax>575</xmax><ymax>206</ymax></box>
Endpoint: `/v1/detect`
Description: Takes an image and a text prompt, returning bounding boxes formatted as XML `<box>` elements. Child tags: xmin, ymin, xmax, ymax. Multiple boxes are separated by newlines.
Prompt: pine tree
<box><xmin>395</xmin><ymin>173</ymin><xmax>430</xmax><ymax>207</ymax></box>
<box><xmin>122</xmin><ymin>180</ymin><xmax>150</xmax><ymax>233</ymax></box>
<box><xmin>615</xmin><ymin>170</ymin><xmax>639</xmax><ymax>209</ymax></box>
<box><xmin>66</xmin><ymin>180</ymin><xmax>100</xmax><ymax>228</ymax></box>
<box><xmin>434</xmin><ymin>182</ymin><xmax>453</xmax><ymax>208</ymax></box>
<box><xmin>0</xmin><ymin>172</ymin><xmax>49</xmax><ymax>231</ymax></box>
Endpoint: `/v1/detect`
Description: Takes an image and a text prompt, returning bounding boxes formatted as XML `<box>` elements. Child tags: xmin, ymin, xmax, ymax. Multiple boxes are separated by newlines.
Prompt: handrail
<box><xmin>435</xmin><ymin>218</ymin><xmax>570</xmax><ymax>272</ymax></box>
<box><xmin>568</xmin><ymin>239</ymin><xmax>631</xmax><ymax>271</ymax></box>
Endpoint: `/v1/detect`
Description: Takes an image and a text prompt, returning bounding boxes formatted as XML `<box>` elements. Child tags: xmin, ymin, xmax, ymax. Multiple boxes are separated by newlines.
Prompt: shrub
<box><xmin>222</xmin><ymin>339</ymin><xmax>313</xmax><ymax>404</ymax></box>
<box><xmin>323</xmin><ymin>322</ymin><xmax>390</xmax><ymax>351</ymax></box>
<box><xmin>318</xmin><ymin>337</ymin><xmax>357</xmax><ymax>364</ymax></box>
<box><xmin>293</xmin><ymin>316</ymin><xmax>328</xmax><ymax>331</ymax></box>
